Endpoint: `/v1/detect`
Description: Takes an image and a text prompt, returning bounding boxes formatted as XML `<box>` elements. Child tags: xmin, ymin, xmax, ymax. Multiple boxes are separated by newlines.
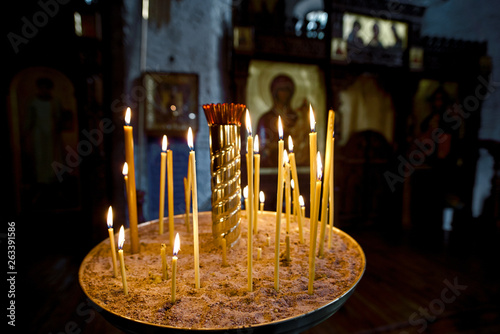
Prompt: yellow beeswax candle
<box><xmin>253</xmin><ymin>134</ymin><xmax>260</xmax><ymax>235</ymax></box>
<box><xmin>308</xmin><ymin>153</ymin><xmax>322</xmax><ymax>295</ymax></box>
<box><xmin>123</xmin><ymin>108</ymin><xmax>139</xmax><ymax>254</ymax></box>
<box><xmin>288</xmin><ymin>137</ymin><xmax>304</xmax><ymax>243</ymax></box>
<box><xmin>171</xmin><ymin>233</ymin><xmax>180</xmax><ymax>303</ymax></box>
<box><xmin>106</xmin><ymin>206</ymin><xmax>118</xmax><ymax>278</ymax></box>
<box><xmin>167</xmin><ymin>138</ymin><xmax>174</xmax><ymax>246</ymax></box>
<box><xmin>275</xmin><ymin>116</ymin><xmax>284</xmax><ymax>292</ymax></box>
<box><xmin>118</xmin><ymin>225</ymin><xmax>128</xmax><ymax>295</ymax></box>
<box><xmin>284</xmin><ymin>152</ymin><xmax>291</xmax><ymax>235</ymax></box>
<box><xmin>309</xmin><ymin>105</ymin><xmax>317</xmax><ymax>223</ymax></box>
<box><xmin>243</xmin><ymin>185</ymin><xmax>248</xmax><ymax>213</ymax></box>
<box><xmin>187</xmin><ymin>128</ymin><xmax>200</xmax><ymax>289</ymax></box>
<box><xmin>159</xmin><ymin>135</ymin><xmax>167</xmax><ymax>235</ymax></box>
<box><xmin>329</xmin><ymin>131</ymin><xmax>335</xmax><ymax>249</ymax></box>
<box><xmin>184</xmin><ymin>176</ymin><xmax>191</xmax><ymax>232</ymax></box>
<box><xmin>299</xmin><ymin>195</ymin><xmax>306</xmax><ymax>224</ymax></box>
<box><xmin>318</xmin><ymin>110</ymin><xmax>335</xmax><ymax>257</ymax></box>
<box><xmin>245</xmin><ymin>110</ymin><xmax>254</xmax><ymax>292</ymax></box>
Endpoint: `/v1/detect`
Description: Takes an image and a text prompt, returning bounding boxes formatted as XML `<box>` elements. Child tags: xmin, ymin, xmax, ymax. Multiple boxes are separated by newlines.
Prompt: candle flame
<box><xmin>278</xmin><ymin>116</ymin><xmax>283</xmax><ymax>140</ymax></box>
<box><xmin>259</xmin><ymin>191</ymin><xmax>265</xmax><ymax>203</ymax></box>
<box><xmin>118</xmin><ymin>225</ymin><xmax>125</xmax><ymax>250</ymax></box>
<box><xmin>173</xmin><ymin>233</ymin><xmax>180</xmax><ymax>255</ymax></box>
<box><xmin>299</xmin><ymin>195</ymin><xmax>305</xmax><ymax>207</ymax></box>
<box><xmin>187</xmin><ymin>127</ymin><xmax>194</xmax><ymax>150</ymax></box>
<box><xmin>245</xmin><ymin>109</ymin><xmax>252</xmax><ymax>136</ymax></box>
<box><xmin>125</xmin><ymin>107</ymin><xmax>131</xmax><ymax>125</ymax></box>
<box><xmin>283</xmin><ymin>149</ymin><xmax>289</xmax><ymax>165</ymax></box>
<box><xmin>316</xmin><ymin>151</ymin><xmax>323</xmax><ymax>180</ymax></box>
<box><xmin>243</xmin><ymin>185</ymin><xmax>248</xmax><ymax>199</ymax></box>
<box><xmin>254</xmin><ymin>135</ymin><xmax>259</xmax><ymax>153</ymax></box>
<box><xmin>107</xmin><ymin>206</ymin><xmax>113</xmax><ymax>229</ymax></box>
<box><xmin>291</xmin><ymin>178</ymin><xmax>295</xmax><ymax>189</ymax></box>
<box><xmin>122</xmin><ymin>162</ymin><xmax>128</xmax><ymax>176</ymax></box>
<box><xmin>309</xmin><ymin>105</ymin><xmax>316</xmax><ymax>132</ymax></box>
<box><xmin>288</xmin><ymin>136</ymin><xmax>294</xmax><ymax>152</ymax></box>
<box><xmin>162</xmin><ymin>135</ymin><xmax>168</xmax><ymax>152</ymax></box>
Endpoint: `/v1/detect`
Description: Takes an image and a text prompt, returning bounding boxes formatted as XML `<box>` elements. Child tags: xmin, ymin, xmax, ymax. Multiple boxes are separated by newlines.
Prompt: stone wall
<box><xmin>123</xmin><ymin>0</ymin><xmax>233</xmax><ymax>220</ymax></box>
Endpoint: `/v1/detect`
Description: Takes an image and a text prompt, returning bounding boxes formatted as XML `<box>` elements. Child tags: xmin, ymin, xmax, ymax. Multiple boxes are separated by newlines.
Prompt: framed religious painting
<box><xmin>245</xmin><ymin>60</ymin><xmax>327</xmax><ymax>169</ymax></box>
<box><xmin>8</xmin><ymin>66</ymin><xmax>81</xmax><ymax>213</ymax></box>
<box><xmin>143</xmin><ymin>72</ymin><xmax>199</xmax><ymax>136</ymax></box>
<box><xmin>342</xmin><ymin>11</ymin><xmax>408</xmax><ymax>66</ymax></box>
<box><xmin>233</xmin><ymin>26</ymin><xmax>255</xmax><ymax>54</ymax></box>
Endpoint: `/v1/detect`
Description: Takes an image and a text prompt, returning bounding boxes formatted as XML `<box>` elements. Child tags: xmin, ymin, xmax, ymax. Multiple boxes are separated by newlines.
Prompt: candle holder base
<box><xmin>79</xmin><ymin>212</ymin><xmax>365</xmax><ymax>334</ymax></box>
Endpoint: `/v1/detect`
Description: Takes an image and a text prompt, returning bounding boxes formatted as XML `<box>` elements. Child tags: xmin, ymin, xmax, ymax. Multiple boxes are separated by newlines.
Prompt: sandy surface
<box><xmin>79</xmin><ymin>211</ymin><xmax>364</xmax><ymax>329</ymax></box>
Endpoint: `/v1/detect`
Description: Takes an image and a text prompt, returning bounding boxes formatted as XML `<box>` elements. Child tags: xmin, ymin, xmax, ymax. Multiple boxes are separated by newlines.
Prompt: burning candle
<box><xmin>167</xmin><ymin>137</ymin><xmax>175</xmax><ymax>246</ymax></box>
<box><xmin>159</xmin><ymin>135</ymin><xmax>167</xmax><ymax>235</ymax></box>
<box><xmin>275</xmin><ymin>116</ymin><xmax>284</xmax><ymax>292</ymax></box>
<box><xmin>123</xmin><ymin>108</ymin><xmax>139</xmax><ymax>254</ymax></box>
<box><xmin>288</xmin><ymin>136</ymin><xmax>304</xmax><ymax>243</ymax></box>
<box><xmin>243</xmin><ymin>186</ymin><xmax>249</xmax><ymax>212</ymax></box>
<box><xmin>309</xmin><ymin>105</ymin><xmax>317</xmax><ymax>222</ymax></box>
<box><xmin>171</xmin><ymin>233</ymin><xmax>180</xmax><ymax>303</ymax></box>
<box><xmin>253</xmin><ymin>134</ymin><xmax>260</xmax><ymax>235</ymax></box>
<box><xmin>245</xmin><ymin>109</ymin><xmax>254</xmax><ymax>292</ymax></box>
<box><xmin>106</xmin><ymin>206</ymin><xmax>118</xmax><ymax>277</ymax></box>
<box><xmin>318</xmin><ymin>110</ymin><xmax>335</xmax><ymax>257</ymax></box>
<box><xmin>299</xmin><ymin>195</ymin><xmax>306</xmax><ymax>223</ymax></box>
<box><xmin>187</xmin><ymin>128</ymin><xmax>200</xmax><ymax>289</ymax></box>
<box><xmin>161</xmin><ymin>243</ymin><xmax>168</xmax><ymax>280</ymax></box>
<box><xmin>122</xmin><ymin>162</ymin><xmax>129</xmax><ymax>191</ymax></box>
<box><xmin>308</xmin><ymin>152</ymin><xmax>322</xmax><ymax>295</ymax></box>
<box><xmin>118</xmin><ymin>225</ymin><xmax>128</xmax><ymax>295</ymax></box>
<box><xmin>257</xmin><ymin>247</ymin><xmax>262</xmax><ymax>260</ymax></box>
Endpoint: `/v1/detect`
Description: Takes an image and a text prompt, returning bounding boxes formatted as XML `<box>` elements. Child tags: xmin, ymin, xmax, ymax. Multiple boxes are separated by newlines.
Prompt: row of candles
<box><xmin>110</xmin><ymin>105</ymin><xmax>335</xmax><ymax>300</ymax></box>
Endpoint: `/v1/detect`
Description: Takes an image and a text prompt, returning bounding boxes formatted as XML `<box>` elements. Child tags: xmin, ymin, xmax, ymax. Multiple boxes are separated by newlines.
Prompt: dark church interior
<box><xmin>4</xmin><ymin>0</ymin><xmax>500</xmax><ymax>333</ymax></box>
